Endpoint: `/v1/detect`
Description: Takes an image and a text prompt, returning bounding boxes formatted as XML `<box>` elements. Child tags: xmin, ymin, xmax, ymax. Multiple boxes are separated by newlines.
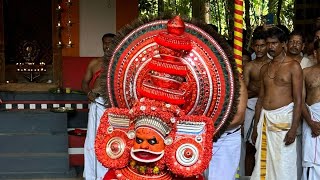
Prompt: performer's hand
<box><xmin>284</xmin><ymin>129</ymin><xmax>296</xmax><ymax>145</ymax></box>
<box><xmin>309</xmin><ymin>121</ymin><xmax>320</xmax><ymax>137</ymax></box>
<box><xmin>251</xmin><ymin>127</ymin><xmax>257</xmax><ymax>145</ymax></box>
<box><xmin>87</xmin><ymin>90</ymin><xmax>98</xmax><ymax>102</ymax></box>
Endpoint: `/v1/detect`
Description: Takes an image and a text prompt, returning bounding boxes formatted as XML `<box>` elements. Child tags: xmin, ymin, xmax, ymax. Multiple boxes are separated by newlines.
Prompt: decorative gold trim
<box><xmin>260</xmin><ymin>116</ymin><xmax>267</xmax><ymax>179</ymax></box>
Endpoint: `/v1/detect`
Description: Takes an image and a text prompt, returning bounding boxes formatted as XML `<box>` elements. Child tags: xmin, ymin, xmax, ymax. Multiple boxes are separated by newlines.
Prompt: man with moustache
<box><xmin>286</xmin><ymin>29</ymin><xmax>312</xmax><ymax>179</ymax></box>
<box><xmin>301</xmin><ymin>39</ymin><xmax>320</xmax><ymax>180</ymax></box>
<box><xmin>82</xmin><ymin>33</ymin><xmax>115</xmax><ymax>180</ymax></box>
<box><xmin>251</xmin><ymin>26</ymin><xmax>303</xmax><ymax>180</ymax></box>
<box><xmin>287</xmin><ymin>30</ymin><xmax>315</xmax><ymax>69</ymax></box>
<box><xmin>242</xmin><ymin>26</ymin><xmax>270</xmax><ymax>176</ymax></box>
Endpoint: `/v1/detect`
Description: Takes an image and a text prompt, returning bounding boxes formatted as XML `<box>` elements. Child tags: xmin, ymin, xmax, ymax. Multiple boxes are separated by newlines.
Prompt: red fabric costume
<box><xmin>89</xmin><ymin>69</ymin><xmax>102</xmax><ymax>89</ymax></box>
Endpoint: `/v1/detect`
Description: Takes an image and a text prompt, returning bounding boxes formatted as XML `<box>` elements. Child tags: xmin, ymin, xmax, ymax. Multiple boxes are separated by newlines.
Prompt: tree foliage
<box><xmin>138</xmin><ymin>0</ymin><xmax>295</xmax><ymax>41</ymax></box>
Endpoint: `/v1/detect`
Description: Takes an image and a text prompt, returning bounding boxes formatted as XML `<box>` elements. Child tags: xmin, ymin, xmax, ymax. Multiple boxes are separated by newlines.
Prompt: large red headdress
<box><xmin>97</xmin><ymin>15</ymin><xmax>239</xmax><ymax>180</ymax></box>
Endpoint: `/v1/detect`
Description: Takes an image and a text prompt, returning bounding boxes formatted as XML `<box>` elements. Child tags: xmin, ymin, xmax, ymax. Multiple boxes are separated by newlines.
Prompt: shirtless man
<box><xmin>82</xmin><ymin>33</ymin><xmax>115</xmax><ymax>180</ymax></box>
<box><xmin>82</xmin><ymin>33</ymin><xmax>115</xmax><ymax>100</ymax></box>
<box><xmin>205</xmin><ymin>79</ymin><xmax>248</xmax><ymax>180</ymax></box>
<box><xmin>251</xmin><ymin>26</ymin><xmax>303</xmax><ymax>180</ymax></box>
<box><xmin>287</xmin><ymin>30</ymin><xmax>315</xmax><ymax>69</ymax></box>
<box><xmin>308</xmin><ymin>28</ymin><xmax>320</xmax><ymax>64</ymax></box>
<box><xmin>301</xmin><ymin>39</ymin><xmax>320</xmax><ymax>180</ymax></box>
<box><xmin>242</xmin><ymin>26</ymin><xmax>270</xmax><ymax>176</ymax></box>
<box><xmin>244</xmin><ymin>26</ymin><xmax>270</xmax><ymax>98</ymax></box>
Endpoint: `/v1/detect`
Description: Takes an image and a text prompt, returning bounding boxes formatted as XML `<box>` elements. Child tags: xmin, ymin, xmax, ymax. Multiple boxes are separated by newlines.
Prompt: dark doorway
<box><xmin>3</xmin><ymin>0</ymin><xmax>53</xmax><ymax>83</ymax></box>
<box><xmin>4</xmin><ymin>0</ymin><xmax>53</xmax><ymax>65</ymax></box>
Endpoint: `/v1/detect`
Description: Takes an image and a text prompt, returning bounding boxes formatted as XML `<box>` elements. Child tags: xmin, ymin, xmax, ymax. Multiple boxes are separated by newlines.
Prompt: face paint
<box><xmin>131</xmin><ymin>127</ymin><xmax>165</xmax><ymax>163</ymax></box>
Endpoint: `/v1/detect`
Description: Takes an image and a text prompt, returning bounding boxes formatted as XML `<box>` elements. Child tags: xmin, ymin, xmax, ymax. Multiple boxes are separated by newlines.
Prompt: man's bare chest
<box><xmin>264</xmin><ymin>68</ymin><xmax>291</xmax><ymax>86</ymax></box>
<box><xmin>306</xmin><ymin>74</ymin><xmax>320</xmax><ymax>89</ymax></box>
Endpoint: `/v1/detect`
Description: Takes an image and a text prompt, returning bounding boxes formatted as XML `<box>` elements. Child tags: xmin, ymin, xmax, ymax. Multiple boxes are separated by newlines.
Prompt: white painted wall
<box><xmin>79</xmin><ymin>0</ymin><xmax>116</xmax><ymax>57</ymax></box>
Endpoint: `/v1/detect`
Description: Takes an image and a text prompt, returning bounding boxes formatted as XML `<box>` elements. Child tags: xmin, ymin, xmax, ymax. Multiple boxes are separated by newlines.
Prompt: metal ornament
<box><xmin>106</xmin><ymin>137</ymin><xmax>126</xmax><ymax>159</ymax></box>
<box><xmin>176</xmin><ymin>143</ymin><xmax>199</xmax><ymax>166</ymax></box>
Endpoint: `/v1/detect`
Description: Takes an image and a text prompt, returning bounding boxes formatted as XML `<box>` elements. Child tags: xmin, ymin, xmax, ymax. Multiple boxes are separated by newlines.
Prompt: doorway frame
<box><xmin>0</xmin><ymin>0</ymin><xmax>62</xmax><ymax>91</ymax></box>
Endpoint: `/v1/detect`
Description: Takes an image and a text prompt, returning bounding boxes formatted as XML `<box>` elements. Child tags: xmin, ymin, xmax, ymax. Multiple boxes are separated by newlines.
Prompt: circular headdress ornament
<box><xmin>102</xmin><ymin>16</ymin><xmax>239</xmax><ymax>135</ymax></box>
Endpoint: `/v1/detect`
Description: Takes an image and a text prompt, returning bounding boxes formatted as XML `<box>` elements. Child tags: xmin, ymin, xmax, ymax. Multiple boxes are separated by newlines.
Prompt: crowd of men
<box><xmin>81</xmin><ymin>18</ymin><xmax>320</xmax><ymax>180</ymax></box>
<box><xmin>240</xmin><ymin>20</ymin><xmax>320</xmax><ymax>179</ymax></box>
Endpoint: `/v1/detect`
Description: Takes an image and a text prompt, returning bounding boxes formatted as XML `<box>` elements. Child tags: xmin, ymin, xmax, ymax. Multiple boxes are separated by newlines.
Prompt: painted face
<box><xmin>287</xmin><ymin>35</ymin><xmax>304</xmax><ymax>55</ymax></box>
<box><xmin>102</xmin><ymin>37</ymin><xmax>113</xmax><ymax>53</ymax></box>
<box><xmin>252</xmin><ymin>39</ymin><xmax>268</xmax><ymax>58</ymax></box>
<box><xmin>131</xmin><ymin>127</ymin><xmax>165</xmax><ymax>163</ymax></box>
<box><xmin>266</xmin><ymin>37</ymin><xmax>285</xmax><ymax>57</ymax></box>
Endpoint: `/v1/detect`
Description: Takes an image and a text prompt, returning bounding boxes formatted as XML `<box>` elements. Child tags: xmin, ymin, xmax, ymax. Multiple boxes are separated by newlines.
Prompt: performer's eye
<box><xmin>148</xmin><ymin>137</ymin><xmax>158</xmax><ymax>145</ymax></box>
<box><xmin>136</xmin><ymin>137</ymin><xmax>143</xmax><ymax>144</ymax></box>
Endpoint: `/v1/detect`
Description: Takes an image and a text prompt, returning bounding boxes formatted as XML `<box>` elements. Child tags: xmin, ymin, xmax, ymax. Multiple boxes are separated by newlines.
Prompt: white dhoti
<box><xmin>84</xmin><ymin>97</ymin><xmax>108</xmax><ymax>180</ymax></box>
<box><xmin>251</xmin><ymin>103</ymin><xmax>298</xmax><ymax>180</ymax></box>
<box><xmin>204</xmin><ymin>126</ymin><xmax>241</xmax><ymax>180</ymax></box>
<box><xmin>240</xmin><ymin>98</ymin><xmax>258</xmax><ymax>176</ymax></box>
<box><xmin>243</xmin><ymin>98</ymin><xmax>258</xmax><ymax>143</ymax></box>
<box><xmin>302</xmin><ymin>102</ymin><xmax>320</xmax><ymax>180</ymax></box>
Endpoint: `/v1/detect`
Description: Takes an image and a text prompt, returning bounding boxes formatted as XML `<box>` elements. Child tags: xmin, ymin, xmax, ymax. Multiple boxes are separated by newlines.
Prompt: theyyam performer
<box><xmin>94</xmin><ymin>15</ymin><xmax>241</xmax><ymax>179</ymax></box>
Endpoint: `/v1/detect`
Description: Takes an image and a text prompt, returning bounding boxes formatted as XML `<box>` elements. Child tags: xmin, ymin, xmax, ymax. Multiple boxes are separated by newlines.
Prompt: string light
<box><xmin>56</xmin><ymin>0</ymin><xmax>63</xmax><ymax>48</ymax></box>
<box><xmin>66</xmin><ymin>0</ymin><xmax>73</xmax><ymax>48</ymax></box>
<box><xmin>56</xmin><ymin>0</ymin><xmax>73</xmax><ymax>48</ymax></box>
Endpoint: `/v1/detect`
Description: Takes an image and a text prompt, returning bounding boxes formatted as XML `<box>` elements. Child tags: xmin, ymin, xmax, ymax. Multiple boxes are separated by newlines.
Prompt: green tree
<box><xmin>138</xmin><ymin>0</ymin><xmax>295</xmax><ymax>42</ymax></box>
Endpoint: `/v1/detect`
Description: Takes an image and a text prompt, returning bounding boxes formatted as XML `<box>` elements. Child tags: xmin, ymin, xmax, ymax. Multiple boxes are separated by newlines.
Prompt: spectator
<box><xmin>242</xmin><ymin>25</ymin><xmax>270</xmax><ymax>176</ymax></box>
<box><xmin>82</xmin><ymin>33</ymin><xmax>115</xmax><ymax>180</ymax></box>
<box><xmin>251</xmin><ymin>26</ymin><xmax>303</xmax><ymax>180</ymax></box>
<box><xmin>301</xmin><ymin>39</ymin><xmax>320</xmax><ymax>180</ymax></box>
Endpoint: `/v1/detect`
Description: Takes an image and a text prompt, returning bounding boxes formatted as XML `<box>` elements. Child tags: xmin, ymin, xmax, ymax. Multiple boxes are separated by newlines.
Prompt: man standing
<box><xmin>82</xmin><ymin>33</ymin><xmax>115</xmax><ymax>180</ymax></box>
<box><xmin>308</xmin><ymin>28</ymin><xmax>320</xmax><ymax>64</ymax></box>
<box><xmin>242</xmin><ymin>26</ymin><xmax>270</xmax><ymax>176</ymax></box>
<box><xmin>286</xmin><ymin>30</ymin><xmax>314</xmax><ymax>178</ymax></box>
<box><xmin>205</xmin><ymin>79</ymin><xmax>248</xmax><ymax>180</ymax></box>
<box><xmin>287</xmin><ymin>30</ymin><xmax>315</xmax><ymax>69</ymax></box>
<box><xmin>301</xmin><ymin>39</ymin><xmax>320</xmax><ymax>180</ymax></box>
<box><xmin>251</xmin><ymin>26</ymin><xmax>303</xmax><ymax>180</ymax></box>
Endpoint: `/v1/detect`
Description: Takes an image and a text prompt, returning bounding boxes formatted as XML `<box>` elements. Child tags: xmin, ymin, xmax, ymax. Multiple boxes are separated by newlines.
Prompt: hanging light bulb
<box><xmin>57</xmin><ymin>41</ymin><xmax>63</xmax><ymax>48</ymax></box>
<box><xmin>66</xmin><ymin>0</ymin><xmax>72</xmax><ymax>6</ymax></box>
<box><xmin>66</xmin><ymin>39</ymin><xmax>73</xmax><ymax>48</ymax></box>
<box><xmin>56</xmin><ymin>5</ymin><xmax>62</xmax><ymax>11</ymax></box>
